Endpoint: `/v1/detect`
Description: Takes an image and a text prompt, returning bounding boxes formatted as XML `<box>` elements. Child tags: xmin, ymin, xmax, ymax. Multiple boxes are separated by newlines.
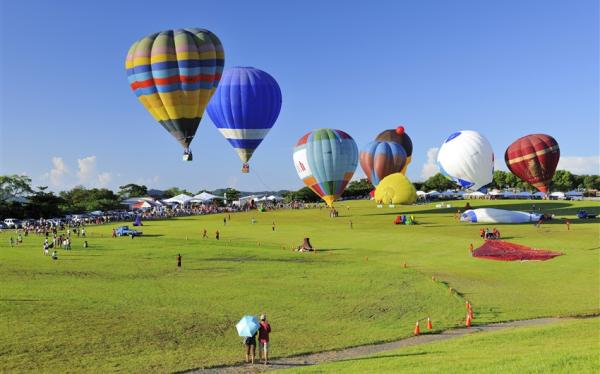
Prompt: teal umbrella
<box><xmin>236</xmin><ymin>315</ymin><xmax>259</xmax><ymax>337</ymax></box>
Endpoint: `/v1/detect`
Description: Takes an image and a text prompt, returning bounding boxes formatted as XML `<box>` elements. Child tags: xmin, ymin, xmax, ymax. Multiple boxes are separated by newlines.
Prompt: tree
<box><xmin>551</xmin><ymin>170</ymin><xmax>574</xmax><ymax>192</ymax></box>
<box><xmin>422</xmin><ymin>173</ymin><xmax>456</xmax><ymax>192</ymax></box>
<box><xmin>294</xmin><ymin>187</ymin><xmax>321</xmax><ymax>202</ymax></box>
<box><xmin>60</xmin><ymin>186</ymin><xmax>121</xmax><ymax>213</ymax></box>
<box><xmin>163</xmin><ymin>187</ymin><xmax>192</xmax><ymax>198</ymax></box>
<box><xmin>492</xmin><ymin>170</ymin><xmax>509</xmax><ymax>189</ymax></box>
<box><xmin>342</xmin><ymin>178</ymin><xmax>373</xmax><ymax>198</ymax></box>
<box><xmin>25</xmin><ymin>186</ymin><xmax>65</xmax><ymax>218</ymax></box>
<box><xmin>0</xmin><ymin>174</ymin><xmax>33</xmax><ymax>200</ymax></box>
<box><xmin>223</xmin><ymin>188</ymin><xmax>240</xmax><ymax>203</ymax></box>
<box><xmin>118</xmin><ymin>183</ymin><xmax>148</xmax><ymax>198</ymax></box>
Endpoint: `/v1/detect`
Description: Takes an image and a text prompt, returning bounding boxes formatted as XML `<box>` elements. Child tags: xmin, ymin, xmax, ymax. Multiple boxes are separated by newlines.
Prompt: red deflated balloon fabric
<box><xmin>473</xmin><ymin>240</ymin><xmax>562</xmax><ymax>261</ymax></box>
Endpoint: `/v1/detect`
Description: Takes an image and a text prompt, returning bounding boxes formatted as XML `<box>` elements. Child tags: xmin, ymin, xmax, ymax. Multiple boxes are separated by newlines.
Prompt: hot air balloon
<box><xmin>437</xmin><ymin>130</ymin><xmax>494</xmax><ymax>190</ymax></box>
<box><xmin>504</xmin><ymin>134</ymin><xmax>560</xmax><ymax>193</ymax></box>
<box><xmin>375</xmin><ymin>126</ymin><xmax>413</xmax><ymax>174</ymax></box>
<box><xmin>293</xmin><ymin>129</ymin><xmax>358</xmax><ymax>207</ymax></box>
<box><xmin>207</xmin><ymin>67</ymin><xmax>282</xmax><ymax>173</ymax></box>
<box><xmin>126</xmin><ymin>28</ymin><xmax>224</xmax><ymax>161</ymax></box>
<box><xmin>359</xmin><ymin>141</ymin><xmax>407</xmax><ymax>186</ymax></box>
<box><xmin>374</xmin><ymin>173</ymin><xmax>417</xmax><ymax>205</ymax></box>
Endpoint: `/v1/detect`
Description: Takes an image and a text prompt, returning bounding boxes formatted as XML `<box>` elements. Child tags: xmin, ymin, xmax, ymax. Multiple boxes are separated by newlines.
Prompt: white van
<box><xmin>4</xmin><ymin>218</ymin><xmax>21</xmax><ymax>228</ymax></box>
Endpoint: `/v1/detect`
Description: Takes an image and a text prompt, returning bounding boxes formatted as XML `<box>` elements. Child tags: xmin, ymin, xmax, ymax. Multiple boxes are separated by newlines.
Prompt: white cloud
<box><xmin>557</xmin><ymin>156</ymin><xmax>600</xmax><ymax>175</ymax></box>
<box><xmin>77</xmin><ymin>156</ymin><xmax>97</xmax><ymax>184</ymax></box>
<box><xmin>420</xmin><ymin>147</ymin><xmax>439</xmax><ymax>180</ymax></box>
<box><xmin>49</xmin><ymin>157</ymin><xmax>68</xmax><ymax>187</ymax></box>
<box><xmin>97</xmin><ymin>172</ymin><xmax>112</xmax><ymax>187</ymax></box>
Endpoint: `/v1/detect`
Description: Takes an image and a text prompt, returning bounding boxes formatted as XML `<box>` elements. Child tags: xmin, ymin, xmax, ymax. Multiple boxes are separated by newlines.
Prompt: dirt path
<box><xmin>183</xmin><ymin>317</ymin><xmax>567</xmax><ymax>374</ymax></box>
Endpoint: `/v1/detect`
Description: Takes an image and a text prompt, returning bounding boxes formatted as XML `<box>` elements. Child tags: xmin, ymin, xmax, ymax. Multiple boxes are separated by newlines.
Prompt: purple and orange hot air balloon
<box><xmin>375</xmin><ymin>126</ymin><xmax>413</xmax><ymax>174</ymax></box>
<box><xmin>360</xmin><ymin>141</ymin><xmax>407</xmax><ymax>187</ymax></box>
<box><xmin>504</xmin><ymin>134</ymin><xmax>560</xmax><ymax>193</ymax></box>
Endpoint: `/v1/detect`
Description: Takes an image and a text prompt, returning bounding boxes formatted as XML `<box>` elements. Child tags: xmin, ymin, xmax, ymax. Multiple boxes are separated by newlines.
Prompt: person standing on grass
<box><xmin>349</xmin><ymin>220</ymin><xmax>353</xmax><ymax>229</ymax></box>
<box><xmin>566</xmin><ymin>220</ymin><xmax>571</xmax><ymax>231</ymax></box>
<box><xmin>202</xmin><ymin>228</ymin><xmax>208</xmax><ymax>238</ymax></box>
<box><xmin>272</xmin><ymin>222</ymin><xmax>275</xmax><ymax>231</ymax></box>
<box><xmin>177</xmin><ymin>254</ymin><xmax>182</xmax><ymax>271</ymax></box>
<box><xmin>215</xmin><ymin>230</ymin><xmax>220</xmax><ymax>240</ymax></box>
<box><xmin>244</xmin><ymin>330</ymin><xmax>257</xmax><ymax>364</ymax></box>
<box><xmin>223</xmin><ymin>217</ymin><xmax>227</xmax><ymax>226</ymax></box>
<box><xmin>258</xmin><ymin>314</ymin><xmax>271</xmax><ymax>365</ymax></box>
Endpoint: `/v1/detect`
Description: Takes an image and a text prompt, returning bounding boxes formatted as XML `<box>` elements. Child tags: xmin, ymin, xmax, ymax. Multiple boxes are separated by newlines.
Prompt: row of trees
<box><xmin>0</xmin><ymin>176</ymin><xmax>245</xmax><ymax>219</ymax></box>
<box><xmin>283</xmin><ymin>170</ymin><xmax>600</xmax><ymax>203</ymax></box>
<box><xmin>2</xmin><ymin>169</ymin><xmax>598</xmax><ymax>217</ymax></box>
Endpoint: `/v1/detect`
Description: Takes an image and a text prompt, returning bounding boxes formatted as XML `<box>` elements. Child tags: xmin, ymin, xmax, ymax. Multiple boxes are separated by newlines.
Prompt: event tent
<box><xmin>163</xmin><ymin>194</ymin><xmax>193</xmax><ymax>205</ymax></box>
<box><xmin>192</xmin><ymin>192</ymin><xmax>223</xmax><ymax>203</ymax></box>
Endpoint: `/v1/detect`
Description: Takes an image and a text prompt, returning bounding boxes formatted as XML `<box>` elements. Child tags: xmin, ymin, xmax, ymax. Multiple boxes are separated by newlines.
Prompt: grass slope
<box><xmin>279</xmin><ymin>318</ymin><xmax>600</xmax><ymax>373</ymax></box>
<box><xmin>1</xmin><ymin>199</ymin><xmax>598</xmax><ymax>372</ymax></box>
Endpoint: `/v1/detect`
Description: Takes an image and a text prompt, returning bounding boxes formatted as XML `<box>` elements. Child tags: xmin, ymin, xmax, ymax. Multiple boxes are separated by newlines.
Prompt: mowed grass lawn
<box><xmin>1</xmin><ymin>199</ymin><xmax>598</xmax><ymax>372</ymax></box>
<box><xmin>280</xmin><ymin>317</ymin><xmax>600</xmax><ymax>374</ymax></box>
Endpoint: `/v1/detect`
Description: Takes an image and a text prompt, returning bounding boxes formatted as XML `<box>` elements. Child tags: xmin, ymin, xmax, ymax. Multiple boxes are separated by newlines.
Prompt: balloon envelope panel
<box><xmin>293</xmin><ymin>129</ymin><xmax>358</xmax><ymax>207</ymax></box>
<box><xmin>436</xmin><ymin>130</ymin><xmax>494</xmax><ymax>190</ymax></box>
<box><xmin>505</xmin><ymin>134</ymin><xmax>560</xmax><ymax>193</ymax></box>
<box><xmin>126</xmin><ymin>28</ymin><xmax>224</xmax><ymax>149</ymax></box>
<box><xmin>207</xmin><ymin>67</ymin><xmax>282</xmax><ymax>163</ymax></box>
<box><xmin>360</xmin><ymin>141</ymin><xmax>407</xmax><ymax>186</ymax></box>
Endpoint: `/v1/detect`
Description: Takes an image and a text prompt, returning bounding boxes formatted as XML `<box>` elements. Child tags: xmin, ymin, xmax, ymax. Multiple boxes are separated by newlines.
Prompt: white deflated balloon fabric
<box><xmin>436</xmin><ymin>130</ymin><xmax>494</xmax><ymax>190</ymax></box>
<box><xmin>460</xmin><ymin>208</ymin><xmax>542</xmax><ymax>223</ymax></box>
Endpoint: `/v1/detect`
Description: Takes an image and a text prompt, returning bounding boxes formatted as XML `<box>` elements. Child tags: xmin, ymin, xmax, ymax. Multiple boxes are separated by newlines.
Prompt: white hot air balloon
<box><xmin>436</xmin><ymin>130</ymin><xmax>494</xmax><ymax>190</ymax></box>
<box><xmin>460</xmin><ymin>208</ymin><xmax>542</xmax><ymax>224</ymax></box>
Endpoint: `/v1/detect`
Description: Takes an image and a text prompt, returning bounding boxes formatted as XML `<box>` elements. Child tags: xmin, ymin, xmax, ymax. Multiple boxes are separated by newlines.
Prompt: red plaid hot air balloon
<box><xmin>504</xmin><ymin>134</ymin><xmax>560</xmax><ymax>193</ymax></box>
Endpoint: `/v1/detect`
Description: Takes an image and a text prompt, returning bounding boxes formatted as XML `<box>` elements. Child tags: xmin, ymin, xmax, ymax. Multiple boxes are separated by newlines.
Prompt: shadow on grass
<box><xmin>341</xmin><ymin>351</ymin><xmax>429</xmax><ymax>362</ymax></box>
<box><xmin>316</xmin><ymin>247</ymin><xmax>352</xmax><ymax>252</ymax></box>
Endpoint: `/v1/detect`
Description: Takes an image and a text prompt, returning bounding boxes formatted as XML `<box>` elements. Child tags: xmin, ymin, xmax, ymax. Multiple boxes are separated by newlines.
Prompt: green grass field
<box><xmin>279</xmin><ymin>317</ymin><xmax>600</xmax><ymax>373</ymax></box>
<box><xmin>1</xmin><ymin>199</ymin><xmax>599</xmax><ymax>372</ymax></box>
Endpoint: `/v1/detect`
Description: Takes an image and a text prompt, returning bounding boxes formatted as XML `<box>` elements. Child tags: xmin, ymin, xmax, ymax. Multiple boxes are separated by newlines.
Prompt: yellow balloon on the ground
<box><xmin>374</xmin><ymin>173</ymin><xmax>417</xmax><ymax>205</ymax></box>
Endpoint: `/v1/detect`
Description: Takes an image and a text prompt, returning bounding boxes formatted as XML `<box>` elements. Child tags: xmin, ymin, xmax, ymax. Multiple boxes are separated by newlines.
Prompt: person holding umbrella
<box><xmin>236</xmin><ymin>315</ymin><xmax>259</xmax><ymax>364</ymax></box>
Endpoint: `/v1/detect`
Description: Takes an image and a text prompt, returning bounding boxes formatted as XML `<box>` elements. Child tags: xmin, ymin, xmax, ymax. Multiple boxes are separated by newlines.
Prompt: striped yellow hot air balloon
<box><xmin>126</xmin><ymin>28</ymin><xmax>224</xmax><ymax>160</ymax></box>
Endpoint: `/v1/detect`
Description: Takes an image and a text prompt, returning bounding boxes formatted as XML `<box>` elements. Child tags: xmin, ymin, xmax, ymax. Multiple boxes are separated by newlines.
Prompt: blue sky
<box><xmin>1</xmin><ymin>0</ymin><xmax>598</xmax><ymax>192</ymax></box>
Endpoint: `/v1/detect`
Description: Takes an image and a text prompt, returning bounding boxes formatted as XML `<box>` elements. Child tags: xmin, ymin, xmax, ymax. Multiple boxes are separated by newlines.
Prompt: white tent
<box><xmin>427</xmin><ymin>190</ymin><xmax>440</xmax><ymax>196</ymax></box>
<box><xmin>267</xmin><ymin>195</ymin><xmax>283</xmax><ymax>201</ymax></box>
<box><xmin>163</xmin><ymin>194</ymin><xmax>193</xmax><ymax>205</ymax></box>
<box><xmin>549</xmin><ymin>191</ymin><xmax>565</xmax><ymax>199</ymax></box>
<box><xmin>466</xmin><ymin>191</ymin><xmax>485</xmax><ymax>197</ymax></box>
<box><xmin>488</xmin><ymin>189</ymin><xmax>502</xmax><ymax>196</ymax></box>
<box><xmin>192</xmin><ymin>192</ymin><xmax>223</xmax><ymax>202</ymax></box>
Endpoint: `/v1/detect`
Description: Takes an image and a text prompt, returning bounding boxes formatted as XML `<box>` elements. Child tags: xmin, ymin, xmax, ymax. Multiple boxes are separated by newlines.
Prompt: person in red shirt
<box><xmin>258</xmin><ymin>314</ymin><xmax>272</xmax><ymax>365</ymax></box>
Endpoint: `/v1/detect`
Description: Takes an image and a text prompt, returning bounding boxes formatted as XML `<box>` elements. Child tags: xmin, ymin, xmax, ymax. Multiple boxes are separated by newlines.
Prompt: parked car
<box><xmin>0</xmin><ymin>222</ymin><xmax>9</xmax><ymax>230</ymax></box>
<box><xmin>115</xmin><ymin>226</ymin><xmax>142</xmax><ymax>237</ymax></box>
<box><xmin>3</xmin><ymin>218</ymin><xmax>22</xmax><ymax>228</ymax></box>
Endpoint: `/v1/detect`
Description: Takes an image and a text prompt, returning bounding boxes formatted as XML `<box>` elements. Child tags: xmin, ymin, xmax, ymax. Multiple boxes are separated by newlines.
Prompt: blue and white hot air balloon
<box><xmin>207</xmin><ymin>67</ymin><xmax>282</xmax><ymax>172</ymax></box>
<box><xmin>436</xmin><ymin>130</ymin><xmax>494</xmax><ymax>191</ymax></box>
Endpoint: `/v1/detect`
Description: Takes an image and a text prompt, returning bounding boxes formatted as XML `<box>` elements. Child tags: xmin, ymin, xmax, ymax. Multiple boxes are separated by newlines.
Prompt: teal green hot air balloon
<box><xmin>292</xmin><ymin>129</ymin><xmax>358</xmax><ymax>207</ymax></box>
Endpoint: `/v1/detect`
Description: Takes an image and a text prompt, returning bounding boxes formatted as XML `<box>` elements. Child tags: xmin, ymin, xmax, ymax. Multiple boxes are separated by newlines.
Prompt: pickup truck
<box><xmin>115</xmin><ymin>226</ymin><xmax>142</xmax><ymax>237</ymax></box>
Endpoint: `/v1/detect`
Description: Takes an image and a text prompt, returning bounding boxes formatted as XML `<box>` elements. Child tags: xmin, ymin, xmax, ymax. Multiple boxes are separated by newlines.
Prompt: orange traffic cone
<box><xmin>469</xmin><ymin>307</ymin><xmax>474</xmax><ymax>319</ymax></box>
<box><xmin>414</xmin><ymin>321</ymin><xmax>420</xmax><ymax>335</ymax></box>
<box><xmin>465</xmin><ymin>313</ymin><xmax>472</xmax><ymax>328</ymax></box>
<box><xmin>427</xmin><ymin>317</ymin><xmax>433</xmax><ymax>330</ymax></box>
